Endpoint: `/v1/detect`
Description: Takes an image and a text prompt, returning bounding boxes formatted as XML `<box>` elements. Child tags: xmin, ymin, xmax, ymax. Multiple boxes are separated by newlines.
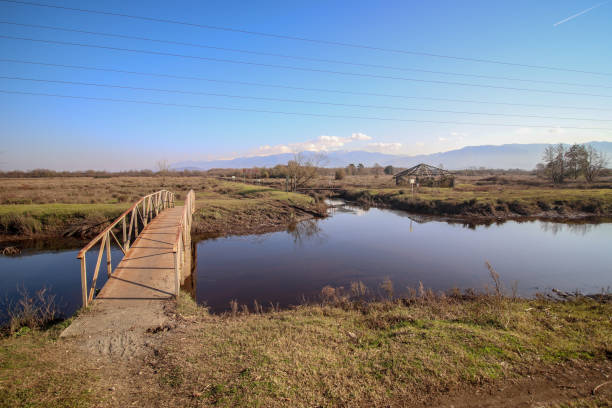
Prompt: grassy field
<box><xmin>1</xmin><ymin>291</ymin><xmax>610</xmax><ymax>407</ymax></box>
<box><xmin>0</xmin><ymin>177</ymin><xmax>323</xmax><ymax>241</ymax></box>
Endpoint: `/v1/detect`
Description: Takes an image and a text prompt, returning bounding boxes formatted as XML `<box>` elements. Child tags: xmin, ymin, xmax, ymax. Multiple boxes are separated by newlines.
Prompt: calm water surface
<box><xmin>0</xmin><ymin>242</ymin><xmax>123</xmax><ymax>322</ymax></box>
<box><xmin>193</xmin><ymin>202</ymin><xmax>612</xmax><ymax>312</ymax></box>
<box><xmin>1</xmin><ymin>202</ymin><xmax>611</xmax><ymax>319</ymax></box>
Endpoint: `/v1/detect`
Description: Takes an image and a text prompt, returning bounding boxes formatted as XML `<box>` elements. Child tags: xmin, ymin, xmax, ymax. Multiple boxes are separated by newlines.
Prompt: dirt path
<box><xmin>425</xmin><ymin>360</ymin><xmax>612</xmax><ymax>407</ymax></box>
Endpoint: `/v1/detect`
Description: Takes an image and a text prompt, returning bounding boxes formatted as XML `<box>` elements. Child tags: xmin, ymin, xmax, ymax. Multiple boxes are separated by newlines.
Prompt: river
<box><xmin>1</xmin><ymin>201</ymin><xmax>611</xmax><ymax>319</ymax></box>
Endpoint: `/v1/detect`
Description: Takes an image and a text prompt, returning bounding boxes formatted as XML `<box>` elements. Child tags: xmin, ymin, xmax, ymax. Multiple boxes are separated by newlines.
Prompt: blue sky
<box><xmin>0</xmin><ymin>0</ymin><xmax>611</xmax><ymax>170</ymax></box>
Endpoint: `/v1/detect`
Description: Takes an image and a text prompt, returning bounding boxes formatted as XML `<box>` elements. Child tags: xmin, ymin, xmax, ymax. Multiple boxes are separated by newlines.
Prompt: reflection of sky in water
<box><xmin>194</xmin><ymin>202</ymin><xmax>612</xmax><ymax>312</ymax></box>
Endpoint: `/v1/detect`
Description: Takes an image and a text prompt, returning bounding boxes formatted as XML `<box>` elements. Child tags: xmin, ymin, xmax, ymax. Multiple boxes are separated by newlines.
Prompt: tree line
<box><xmin>537</xmin><ymin>144</ymin><xmax>608</xmax><ymax>184</ymax></box>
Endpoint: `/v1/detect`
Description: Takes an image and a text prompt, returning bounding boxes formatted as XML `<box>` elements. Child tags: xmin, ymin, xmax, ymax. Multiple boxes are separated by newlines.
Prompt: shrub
<box><xmin>0</xmin><ymin>214</ymin><xmax>42</xmax><ymax>234</ymax></box>
<box><xmin>3</xmin><ymin>287</ymin><xmax>59</xmax><ymax>334</ymax></box>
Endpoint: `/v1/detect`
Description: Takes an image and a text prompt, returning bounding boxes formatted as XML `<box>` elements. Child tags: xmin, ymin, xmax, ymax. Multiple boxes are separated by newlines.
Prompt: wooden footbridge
<box><xmin>61</xmin><ymin>190</ymin><xmax>196</xmax><ymax>346</ymax></box>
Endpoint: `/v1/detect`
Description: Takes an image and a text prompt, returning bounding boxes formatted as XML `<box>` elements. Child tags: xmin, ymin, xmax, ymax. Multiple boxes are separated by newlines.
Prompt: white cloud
<box><xmin>350</xmin><ymin>132</ymin><xmax>372</xmax><ymax>141</ymax></box>
<box><xmin>548</xmin><ymin>127</ymin><xmax>565</xmax><ymax>134</ymax></box>
<box><xmin>438</xmin><ymin>137</ymin><xmax>448</xmax><ymax>142</ymax></box>
<box><xmin>367</xmin><ymin>142</ymin><xmax>402</xmax><ymax>152</ymax></box>
<box><xmin>249</xmin><ymin>132</ymin><xmax>372</xmax><ymax>157</ymax></box>
<box><xmin>415</xmin><ymin>142</ymin><xmax>425</xmax><ymax>147</ymax></box>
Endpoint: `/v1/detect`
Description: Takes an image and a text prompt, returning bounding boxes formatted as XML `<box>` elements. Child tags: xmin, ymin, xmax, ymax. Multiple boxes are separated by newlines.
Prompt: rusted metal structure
<box><xmin>393</xmin><ymin>163</ymin><xmax>454</xmax><ymax>187</ymax></box>
<box><xmin>76</xmin><ymin>189</ymin><xmax>195</xmax><ymax>307</ymax></box>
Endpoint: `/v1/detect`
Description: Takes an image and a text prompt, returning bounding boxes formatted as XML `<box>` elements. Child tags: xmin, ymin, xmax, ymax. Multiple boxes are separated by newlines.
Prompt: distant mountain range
<box><xmin>172</xmin><ymin>141</ymin><xmax>612</xmax><ymax>171</ymax></box>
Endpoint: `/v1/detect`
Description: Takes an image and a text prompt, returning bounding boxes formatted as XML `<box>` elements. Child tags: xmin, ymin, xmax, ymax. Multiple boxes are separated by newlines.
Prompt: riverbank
<box><xmin>0</xmin><ymin>177</ymin><xmax>325</xmax><ymax>244</ymax></box>
<box><xmin>0</xmin><ymin>203</ymin><xmax>128</xmax><ymax>243</ymax></box>
<box><xmin>1</xmin><ymin>290</ymin><xmax>611</xmax><ymax>407</ymax></box>
<box><xmin>192</xmin><ymin>182</ymin><xmax>326</xmax><ymax>237</ymax></box>
<box><xmin>339</xmin><ymin>186</ymin><xmax>612</xmax><ymax>221</ymax></box>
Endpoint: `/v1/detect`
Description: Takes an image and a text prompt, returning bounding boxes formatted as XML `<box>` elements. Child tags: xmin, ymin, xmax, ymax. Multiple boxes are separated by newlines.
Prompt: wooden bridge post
<box><xmin>133</xmin><ymin>208</ymin><xmax>139</xmax><ymax>236</ymax></box>
<box><xmin>80</xmin><ymin>255</ymin><xmax>87</xmax><ymax>308</ymax></box>
<box><xmin>106</xmin><ymin>231</ymin><xmax>112</xmax><ymax>278</ymax></box>
<box><xmin>174</xmin><ymin>244</ymin><xmax>180</xmax><ymax>297</ymax></box>
<box><xmin>142</xmin><ymin>200</ymin><xmax>148</xmax><ymax>227</ymax></box>
<box><xmin>122</xmin><ymin>217</ymin><xmax>128</xmax><ymax>251</ymax></box>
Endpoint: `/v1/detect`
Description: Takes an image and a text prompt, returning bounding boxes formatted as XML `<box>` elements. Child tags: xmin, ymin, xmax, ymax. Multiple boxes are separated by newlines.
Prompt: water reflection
<box><xmin>539</xmin><ymin>222</ymin><xmax>595</xmax><ymax>236</ymax></box>
<box><xmin>287</xmin><ymin>219</ymin><xmax>325</xmax><ymax>246</ymax></box>
<box><xmin>192</xmin><ymin>200</ymin><xmax>612</xmax><ymax>313</ymax></box>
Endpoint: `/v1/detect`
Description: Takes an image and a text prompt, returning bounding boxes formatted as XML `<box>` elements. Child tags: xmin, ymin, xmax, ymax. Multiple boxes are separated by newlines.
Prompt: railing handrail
<box><xmin>172</xmin><ymin>189</ymin><xmax>195</xmax><ymax>252</ymax></box>
<box><xmin>76</xmin><ymin>189</ymin><xmax>176</xmax><ymax>307</ymax></box>
<box><xmin>171</xmin><ymin>189</ymin><xmax>195</xmax><ymax>297</ymax></box>
<box><xmin>77</xmin><ymin>189</ymin><xmax>174</xmax><ymax>258</ymax></box>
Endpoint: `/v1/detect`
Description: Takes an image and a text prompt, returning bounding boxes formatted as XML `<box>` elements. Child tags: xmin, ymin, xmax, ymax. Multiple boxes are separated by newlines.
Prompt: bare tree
<box><xmin>372</xmin><ymin>163</ymin><xmax>383</xmax><ymax>177</ymax></box>
<box><xmin>542</xmin><ymin>144</ymin><xmax>566</xmax><ymax>184</ymax></box>
<box><xmin>565</xmin><ymin>144</ymin><xmax>587</xmax><ymax>179</ymax></box>
<box><xmin>286</xmin><ymin>152</ymin><xmax>327</xmax><ymax>191</ymax></box>
<box><xmin>582</xmin><ymin>145</ymin><xmax>608</xmax><ymax>182</ymax></box>
<box><xmin>156</xmin><ymin>159</ymin><xmax>170</xmax><ymax>175</ymax></box>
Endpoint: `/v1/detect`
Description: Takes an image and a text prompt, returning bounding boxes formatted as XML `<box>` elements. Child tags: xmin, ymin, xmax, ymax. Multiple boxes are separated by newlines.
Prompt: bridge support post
<box><xmin>106</xmin><ymin>232</ymin><xmax>112</xmax><ymax>278</ymax></box>
<box><xmin>122</xmin><ymin>218</ymin><xmax>128</xmax><ymax>251</ymax></box>
<box><xmin>174</xmin><ymin>248</ymin><xmax>180</xmax><ymax>297</ymax></box>
<box><xmin>80</xmin><ymin>255</ymin><xmax>87</xmax><ymax>308</ymax></box>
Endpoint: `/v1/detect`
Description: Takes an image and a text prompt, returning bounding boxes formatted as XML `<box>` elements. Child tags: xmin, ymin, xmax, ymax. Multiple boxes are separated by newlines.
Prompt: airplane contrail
<box><xmin>554</xmin><ymin>1</ymin><xmax>609</xmax><ymax>26</ymax></box>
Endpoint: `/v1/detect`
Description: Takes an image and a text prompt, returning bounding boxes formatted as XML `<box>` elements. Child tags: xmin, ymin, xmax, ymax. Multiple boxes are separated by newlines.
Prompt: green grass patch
<box><xmin>0</xmin><ymin>203</ymin><xmax>128</xmax><ymax>235</ymax></box>
<box><xmin>0</xmin><ymin>324</ymin><xmax>97</xmax><ymax>408</ymax></box>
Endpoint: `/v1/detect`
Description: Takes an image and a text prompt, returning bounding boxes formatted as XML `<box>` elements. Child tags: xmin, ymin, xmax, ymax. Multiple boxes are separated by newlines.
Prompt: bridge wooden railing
<box><xmin>76</xmin><ymin>190</ymin><xmax>175</xmax><ymax>307</ymax></box>
<box><xmin>172</xmin><ymin>189</ymin><xmax>195</xmax><ymax>297</ymax></box>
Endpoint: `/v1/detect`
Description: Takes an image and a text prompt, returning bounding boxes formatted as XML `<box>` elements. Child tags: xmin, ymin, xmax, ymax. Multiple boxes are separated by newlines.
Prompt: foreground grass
<box><xmin>1</xmin><ymin>292</ymin><xmax>610</xmax><ymax>407</ymax></box>
<box><xmin>0</xmin><ymin>320</ymin><xmax>97</xmax><ymax>408</ymax></box>
<box><xmin>149</xmin><ymin>293</ymin><xmax>612</xmax><ymax>407</ymax></box>
<box><xmin>342</xmin><ymin>186</ymin><xmax>612</xmax><ymax>219</ymax></box>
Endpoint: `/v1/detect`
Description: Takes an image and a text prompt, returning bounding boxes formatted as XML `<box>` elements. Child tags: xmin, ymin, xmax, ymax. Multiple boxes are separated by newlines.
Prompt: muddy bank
<box><xmin>339</xmin><ymin>188</ymin><xmax>612</xmax><ymax>222</ymax></box>
<box><xmin>0</xmin><ymin>217</ymin><xmax>117</xmax><ymax>246</ymax></box>
<box><xmin>192</xmin><ymin>200</ymin><xmax>326</xmax><ymax>237</ymax></box>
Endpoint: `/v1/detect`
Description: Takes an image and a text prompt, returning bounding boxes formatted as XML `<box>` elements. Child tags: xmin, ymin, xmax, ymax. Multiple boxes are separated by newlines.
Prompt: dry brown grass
<box><xmin>0</xmin><ymin>176</ymin><xmax>207</xmax><ymax>205</ymax></box>
<box><xmin>1</xmin><ymin>288</ymin><xmax>610</xmax><ymax>407</ymax></box>
<box><xmin>135</xmin><ymin>291</ymin><xmax>611</xmax><ymax>407</ymax></box>
<box><xmin>2</xmin><ymin>287</ymin><xmax>59</xmax><ymax>335</ymax></box>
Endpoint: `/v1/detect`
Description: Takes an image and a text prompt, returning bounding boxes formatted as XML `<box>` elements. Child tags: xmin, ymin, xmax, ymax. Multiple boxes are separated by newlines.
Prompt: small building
<box><xmin>393</xmin><ymin>163</ymin><xmax>454</xmax><ymax>187</ymax></box>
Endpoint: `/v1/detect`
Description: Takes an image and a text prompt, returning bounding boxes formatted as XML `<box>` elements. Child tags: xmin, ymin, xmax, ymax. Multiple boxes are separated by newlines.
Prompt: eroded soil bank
<box><xmin>339</xmin><ymin>187</ymin><xmax>612</xmax><ymax>222</ymax></box>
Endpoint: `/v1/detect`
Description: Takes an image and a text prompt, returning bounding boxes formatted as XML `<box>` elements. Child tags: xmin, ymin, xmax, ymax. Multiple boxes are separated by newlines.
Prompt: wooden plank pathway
<box><xmin>96</xmin><ymin>206</ymin><xmax>184</xmax><ymax>303</ymax></box>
